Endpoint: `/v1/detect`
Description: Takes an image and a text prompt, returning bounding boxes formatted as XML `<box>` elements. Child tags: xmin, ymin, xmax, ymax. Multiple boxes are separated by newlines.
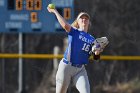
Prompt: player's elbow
<box><xmin>63</xmin><ymin>23</ymin><xmax>71</xmax><ymax>32</ymax></box>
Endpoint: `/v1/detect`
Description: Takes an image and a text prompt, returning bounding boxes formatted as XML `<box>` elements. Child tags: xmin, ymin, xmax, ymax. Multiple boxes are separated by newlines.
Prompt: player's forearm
<box><xmin>53</xmin><ymin>10</ymin><xmax>71</xmax><ymax>32</ymax></box>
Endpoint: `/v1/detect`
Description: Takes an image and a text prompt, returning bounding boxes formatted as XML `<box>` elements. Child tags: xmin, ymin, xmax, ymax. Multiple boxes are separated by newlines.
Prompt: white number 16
<box><xmin>82</xmin><ymin>43</ymin><xmax>90</xmax><ymax>52</ymax></box>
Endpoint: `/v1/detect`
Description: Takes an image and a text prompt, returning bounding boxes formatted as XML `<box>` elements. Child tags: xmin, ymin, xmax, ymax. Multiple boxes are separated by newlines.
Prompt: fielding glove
<box><xmin>92</xmin><ymin>37</ymin><xmax>109</xmax><ymax>53</ymax></box>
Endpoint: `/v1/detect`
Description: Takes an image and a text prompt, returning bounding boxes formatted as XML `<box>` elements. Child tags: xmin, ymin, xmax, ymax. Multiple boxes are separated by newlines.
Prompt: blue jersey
<box><xmin>64</xmin><ymin>27</ymin><xmax>95</xmax><ymax>64</ymax></box>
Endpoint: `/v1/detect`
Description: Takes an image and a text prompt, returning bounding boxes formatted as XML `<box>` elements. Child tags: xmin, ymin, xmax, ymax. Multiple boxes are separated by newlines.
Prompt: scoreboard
<box><xmin>0</xmin><ymin>0</ymin><xmax>74</xmax><ymax>33</ymax></box>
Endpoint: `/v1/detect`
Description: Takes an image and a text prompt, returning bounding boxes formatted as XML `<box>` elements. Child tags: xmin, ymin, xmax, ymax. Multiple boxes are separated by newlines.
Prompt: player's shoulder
<box><xmin>70</xmin><ymin>26</ymin><xmax>79</xmax><ymax>32</ymax></box>
<box><xmin>68</xmin><ymin>27</ymin><xmax>79</xmax><ymax>35</ymax></box>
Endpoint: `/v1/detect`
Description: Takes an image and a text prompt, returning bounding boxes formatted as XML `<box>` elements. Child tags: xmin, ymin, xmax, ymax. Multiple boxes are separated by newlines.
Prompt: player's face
<box><xmin>78</xmin><ymin>15</ymin><xmax>90</xmax><ymax>28</ymax></box>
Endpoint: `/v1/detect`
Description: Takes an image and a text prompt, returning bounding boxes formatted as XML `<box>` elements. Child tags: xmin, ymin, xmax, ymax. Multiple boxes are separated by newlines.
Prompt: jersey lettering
<box><xmin>79</xmin><ymin>35</ymin><xmax>92</xmax><ymax>44</ymax></box>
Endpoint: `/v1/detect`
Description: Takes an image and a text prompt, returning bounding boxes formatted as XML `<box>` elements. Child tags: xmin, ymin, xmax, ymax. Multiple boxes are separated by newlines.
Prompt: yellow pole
<box><xmin>0</xmin><ymin>54</ymin><xmax>63</xmax><ymax>59</ymax></box>
<box><xmin>0</xmin><ymin>54</ymin><xmax>140</xmax><ymax>60</ymax></box>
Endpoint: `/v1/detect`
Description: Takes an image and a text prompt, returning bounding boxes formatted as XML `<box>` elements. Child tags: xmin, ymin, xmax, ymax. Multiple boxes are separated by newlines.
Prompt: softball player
<box><xmin>47</xmin><ymin>7</ymin><xmax>101</xmax><ymax>93</ymax></box>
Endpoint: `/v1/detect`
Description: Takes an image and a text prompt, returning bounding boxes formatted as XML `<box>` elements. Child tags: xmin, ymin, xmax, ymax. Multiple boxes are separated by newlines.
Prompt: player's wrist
<box><xmin>94</xmin><ymin>51</ymin><xmax>100</xmax><ymax>55</ymax></box>
<box><xmin>93</xmin><ymin>53</ymin><xmax>100</xmax><ymax>60</ymax></box>
<box><xmin>53</xmin><ymin>9</ymin><xmax>59</xmax><ymax>14</ymax></box>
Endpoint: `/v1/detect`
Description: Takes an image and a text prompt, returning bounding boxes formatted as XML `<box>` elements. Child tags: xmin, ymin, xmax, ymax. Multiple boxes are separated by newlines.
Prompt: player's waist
<box><xmin>63</xmin><ymin>58</ymin><xmax>86</xmax><ymax>68</ymax></box>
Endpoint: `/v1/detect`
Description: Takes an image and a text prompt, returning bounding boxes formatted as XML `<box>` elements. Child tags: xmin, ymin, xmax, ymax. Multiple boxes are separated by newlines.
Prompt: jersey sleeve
<box><xmin>68</xmin><ymin>27</ymin><xmax>77</xmax><ymax>36</ymax></box>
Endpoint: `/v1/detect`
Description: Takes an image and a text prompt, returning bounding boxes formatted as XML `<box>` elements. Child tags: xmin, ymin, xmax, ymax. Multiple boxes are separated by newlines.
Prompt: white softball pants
<box><xmin>56</xmin><ymin>59</ymin><xmax>90</xmax><ymax>93</ymax></box>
